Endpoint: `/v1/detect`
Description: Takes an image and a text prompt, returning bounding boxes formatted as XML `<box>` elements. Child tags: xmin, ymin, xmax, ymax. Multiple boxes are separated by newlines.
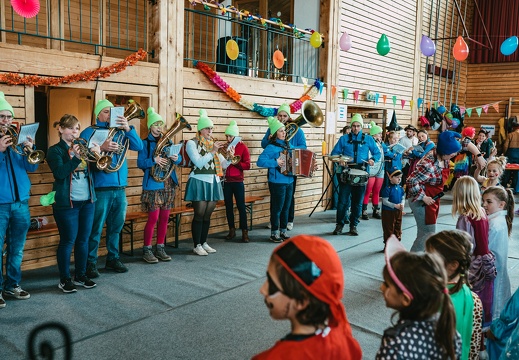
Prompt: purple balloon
<box><xmin>420</xmin><ymin>35</ymin><xmax>436</xmax><ymax>56</ymax></box>
<box><xmin>340</xmin><ymin>31</ymin><xmax>352</xmax><ymax>51</ymax></box>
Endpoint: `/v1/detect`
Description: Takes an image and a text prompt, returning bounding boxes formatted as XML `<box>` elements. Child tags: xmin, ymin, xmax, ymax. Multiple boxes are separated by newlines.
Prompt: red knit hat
<box><xmin>273</xmin><ymin>235</ymin><xmax>347</xmax><ymax>327</ymax></box>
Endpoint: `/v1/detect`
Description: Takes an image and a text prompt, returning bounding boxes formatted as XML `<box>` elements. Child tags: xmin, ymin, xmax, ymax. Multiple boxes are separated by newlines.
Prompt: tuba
<box><xmin>0</xmin><ymin>125</ymin><xmax>44</xmax><ymax>164</ymax></box>
<box><xmin>151</xmin><ymin>113</ymin><xmax>192</xmax><ymax>182</ymax></box>
<box><xmin>101</xmin><ymin>100</ymin><xmax>145</xmax><ymax>173</ymax></box>
<box><xmin>72</xmin><ymin>138</ymin><xmax>112</xmax><ymax>171</ymax></box>
<box><xmin>285</xmin><ymin>100</ymin><xmax>324</xmax><ymax>141</ymax></box>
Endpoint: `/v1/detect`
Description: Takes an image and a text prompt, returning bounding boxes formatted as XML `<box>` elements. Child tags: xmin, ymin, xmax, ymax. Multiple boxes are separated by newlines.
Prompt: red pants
<box><xmin>381</xmin><ymin>208</ymin><xmax>402</xmax><ymax>243</ymax></box>
<box><xmin>363</xmin><ymin>177</ymin><xmax>384</xmax><ymax>206</ymax></box>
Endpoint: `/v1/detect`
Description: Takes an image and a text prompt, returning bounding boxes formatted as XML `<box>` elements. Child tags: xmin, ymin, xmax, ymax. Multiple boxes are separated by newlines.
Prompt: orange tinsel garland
<box><xmin>0</xmin><ymin>49</ymin><xmax>147</xmax><ymax>86</ymax></box>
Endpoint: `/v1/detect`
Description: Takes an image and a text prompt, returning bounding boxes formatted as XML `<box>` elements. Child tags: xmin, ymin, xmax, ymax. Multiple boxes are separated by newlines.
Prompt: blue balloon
<box><xmin>437</xmin><ymin>105</ymin><xmax>446</xmax><ymax>114</ymax></box>
<box><xmin>500</xmin><ymin>36</ymin><xmax>518</xmax><ymax>56</ymax></box>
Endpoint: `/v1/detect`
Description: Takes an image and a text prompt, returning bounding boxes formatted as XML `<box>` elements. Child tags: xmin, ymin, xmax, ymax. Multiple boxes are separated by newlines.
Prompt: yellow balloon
<box><xmin>226</xmin><ymin>39</ymin><xmax>239</xmax><ymax>60</ymax></box>
<box><xmin>310</xmin><ymin>31</ymin><xmax>322</xmax><ymax>49</ymax></box>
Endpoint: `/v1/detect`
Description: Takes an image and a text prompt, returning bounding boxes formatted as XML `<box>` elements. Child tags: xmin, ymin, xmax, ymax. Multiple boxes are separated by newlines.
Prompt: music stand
<box><xmin>309</xmin><ymin>155</ymin><xmax>339</xmax><ymax>217</ymax></box>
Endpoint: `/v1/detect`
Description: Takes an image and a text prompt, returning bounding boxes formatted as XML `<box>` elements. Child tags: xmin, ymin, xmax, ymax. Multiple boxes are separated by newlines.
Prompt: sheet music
<box><xmin>389</xmin><ymin>142</ymin><xmax>407</xmax><ymax>154</ymax></box>
<box><xmin>168</xmin><ymin>144</ymin><xmax>182</xmax><ymax>157</ymax></box>
<box><xmin>228</xmin><ymin>136</ymin><xmax>241</xmax><ymax>148</ymax></box>
<box><xmin>88</xmin><ymin>129</ymin><xmax>110</xmax><ymax>148</ymax></box>
<box><xmin>17</xmin><ymin>123</ymin><xmax>39</xmax><ymax>145</ymax></box>
<box><xmin>109</xmin><ymin>107</ymin><xmax>124</xmax><ymax>128</ymax></box>
<box><xmin>412</xmin><ymin>144</ymin><xmax>424</xmax><ymax>153</ymax></box>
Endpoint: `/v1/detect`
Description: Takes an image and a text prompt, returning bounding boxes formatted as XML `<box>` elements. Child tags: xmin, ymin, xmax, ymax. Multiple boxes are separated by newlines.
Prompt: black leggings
<box><xmin>191</xmin><ymin>201</ymin><xmax>217</xmax><ymax>247</ymax></box>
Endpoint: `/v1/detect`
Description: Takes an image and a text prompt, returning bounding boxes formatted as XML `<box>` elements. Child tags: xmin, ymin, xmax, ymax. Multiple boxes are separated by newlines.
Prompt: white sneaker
<box><xmin>193</xmin><ymin>244</ymin><xmax>208</xmax><ymax>256</ymax></box>
<box><xmin>202</xmin><ymin>242</ymin><xmax>216</xmax><ymax>253</ymax></box>
<box><xmin>287</xmin><ymin>222</ymin><xmax>294</xmax><ymax>231</ymax></box>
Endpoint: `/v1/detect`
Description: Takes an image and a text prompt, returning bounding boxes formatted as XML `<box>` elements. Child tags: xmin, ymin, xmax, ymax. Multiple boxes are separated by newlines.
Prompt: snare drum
<box><xmin>347</xmin><ymin>169</ymin><xmax>369</xmax><ymax>186</ymax></box>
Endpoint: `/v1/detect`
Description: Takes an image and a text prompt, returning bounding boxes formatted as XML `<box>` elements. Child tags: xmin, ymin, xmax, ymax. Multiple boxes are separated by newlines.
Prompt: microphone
<box><xmin>423</xmin><ymin>192</ymin><xmax>444</xmax><ymax>206</ymax></box>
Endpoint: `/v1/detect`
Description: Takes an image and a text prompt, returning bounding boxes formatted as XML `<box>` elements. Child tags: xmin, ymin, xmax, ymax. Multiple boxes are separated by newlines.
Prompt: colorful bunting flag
<box><xmin>383</xmin><ymin>95</ymin><xmax>387</xmax><ymax>104</ymax></box>
<box><xmin>392</xmin><ymin>96</ymin><xmax>397</xmax><ymax>107</ymax></box>
<box><xmin>400</xmin><ymin>99</ymin><xmax>405</xmax><ymax>109</ymax></box>
<box><xmin>417</xmin><ymin>98</ymin><xmax>423</xmax><ymax>109</ymax></box>
<box><xmin>410</xmin><ymin>100</ymin><xmax>414</xmax><ymax>110</ymax></box>
<box><xmin>343</xmin><ymin>88</ymin><xmax>349</xmax><ymax>101</ymax></box>
<box><xmin>353</xmin><ymin>90</ymin><xmax>360</xmax><ymax>102</ymax></box>
<box><xmin>476</xmin><ymin>108</ymin><xmax>482</xmax><ymax>117</ymax></box>
<box><xmin>492</xmin><ymin>103</ymin><xmax>499</xmax><ymax>112</ymax></box>
<box><xmin>375</xmin><ymin>93</ymin><xmax>380</xmax><ymax>104</ymax></box>
<box><xmin>482</xmin><ymin>105</ymin><xmax>488</xmax><ymax>114</ymax></box>
<box><xmin>466</xmin><ymin>108</ymin><xmax>472</xmax><ymax>117</ymax></box>
<box><xmin>460</xmin><ymin>107</ymin><xmax>466</xmax><ymax>116</ymax></box>
<box><xmin>331</xmin><ymin>85</ymin><xmax>337</xmax><ymax>97</ymax></box>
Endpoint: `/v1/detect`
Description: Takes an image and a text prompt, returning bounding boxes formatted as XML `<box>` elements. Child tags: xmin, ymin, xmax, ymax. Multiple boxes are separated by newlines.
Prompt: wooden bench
<box><xmin>166</xmin><ymin>195</ymin><xmax>264</xmax><ymax>248</ymax></box>
<box><xmin>27</xmin><ymin>212</ymin><xmax>149</xmax><ymax>257</ymax></box>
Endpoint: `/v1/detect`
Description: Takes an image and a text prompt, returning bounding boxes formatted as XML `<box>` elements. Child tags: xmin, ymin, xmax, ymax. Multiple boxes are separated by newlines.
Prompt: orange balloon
<box><xmin>273</xmin><ymin>50</ymin><xmax>285</xmax><ymax>69</ymax></box>
<box><xmin>453</xmin><ymin>36</ymin><xmax>469</xmax><ymax>61</ymax></box>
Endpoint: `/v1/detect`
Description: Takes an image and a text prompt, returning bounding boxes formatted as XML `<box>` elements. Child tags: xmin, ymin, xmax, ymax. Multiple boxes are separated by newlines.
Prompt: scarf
<box><xmin>196</xmin><ymin>133</ymin><xmax>223</xmax><ymax>176</ymax></box>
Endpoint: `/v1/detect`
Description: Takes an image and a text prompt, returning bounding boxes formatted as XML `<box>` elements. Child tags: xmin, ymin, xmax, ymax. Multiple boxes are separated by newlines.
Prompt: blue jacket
<box><xmin>331</xmin><ymin>132</ymin><xmax>381</xmax><ymax>172</ymax></box>
<box><xmin>383</xmin><ymin>143</ymin><xmax>403</xmax><ymax>172</ymax></box>
<box><xmin>257</xmin><ymin>139</ymin><xmax>296</xmax><ymax>184</ymax></box>
<box><xmin>80</xmin><ymin>121</ymin><xmax>143</xmax><ymax>188</ymax></box>
<box><xmin>381</xmin><ymin>183</ymin><xmax>405</xmax><ymax>211</ymax></box>
<box><xmin>0</xmin><ymin>146</ymin><xmax>38</xmax><ymax>204</ymax></box>
<box><xmin>261</xmin><ymin>128</ymin><xmax>306</xmax><ymax>149</ymax></box>
<box><xmin>46</xmin><ymin>139</ymin><xmax>96</xmax><ymax>208</ymax></box>
<box><xmin>137</xmin><ymin>133</ymin><xmax>182</xmax><ymax>190</ymax></box>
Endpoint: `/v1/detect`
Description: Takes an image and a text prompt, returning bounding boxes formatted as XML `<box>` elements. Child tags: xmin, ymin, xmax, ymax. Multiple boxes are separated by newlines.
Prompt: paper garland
<box><xmin>194</xmin><ymin>60</ymin><xmax>323</xmax><ymax>117</ymax></box>
<box><xmin>0</xmin><ymin>49</ymin><xmax>147</xmax><ymax>86</ymax></box>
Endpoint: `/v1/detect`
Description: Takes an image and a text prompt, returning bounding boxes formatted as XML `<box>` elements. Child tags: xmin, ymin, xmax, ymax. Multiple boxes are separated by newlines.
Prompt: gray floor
<box><xmin>1</xmin><ymin>196</ymin><xmax>518</xmax><ymax>359</ymax></box>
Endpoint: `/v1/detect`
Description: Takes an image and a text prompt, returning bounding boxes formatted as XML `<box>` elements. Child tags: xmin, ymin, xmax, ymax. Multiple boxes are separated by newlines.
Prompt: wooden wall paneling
<box><xmin>339</xmin><ymin>0</ymin><xmax>417</xmax><ymax>129</ymax></box>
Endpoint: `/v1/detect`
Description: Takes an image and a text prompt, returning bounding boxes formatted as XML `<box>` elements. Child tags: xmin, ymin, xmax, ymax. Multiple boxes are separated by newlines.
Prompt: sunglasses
<box><xmin>266</xmin><ymin>272</ymin><xmax>282</xmax><ymax>296</ymax></box>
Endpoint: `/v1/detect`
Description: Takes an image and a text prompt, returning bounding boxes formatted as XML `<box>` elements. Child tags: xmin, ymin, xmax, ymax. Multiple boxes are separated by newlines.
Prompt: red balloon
<box><xmin>453</xmin><ymin>36</ymin><xmax>469</xmax><ymax>61</ymax></box>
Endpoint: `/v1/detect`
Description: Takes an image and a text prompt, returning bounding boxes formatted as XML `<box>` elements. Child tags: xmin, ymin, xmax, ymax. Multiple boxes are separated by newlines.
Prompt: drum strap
<box><xmin>348</xmin><ymin>133</ymin><xmax>365</xmax><ymax>168</ymax></box>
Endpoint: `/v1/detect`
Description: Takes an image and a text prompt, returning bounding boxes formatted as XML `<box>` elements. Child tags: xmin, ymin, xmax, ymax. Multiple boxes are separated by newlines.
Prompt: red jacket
<box><xmin>225</xmin><ymin>141</ymin><xmax>251</xmax><ymax>182</ymax></box>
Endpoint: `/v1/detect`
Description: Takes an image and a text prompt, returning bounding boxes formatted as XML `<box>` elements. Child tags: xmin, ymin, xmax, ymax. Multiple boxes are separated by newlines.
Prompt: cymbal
<box><xmin>328</xmin><ymin>155</ymin><xmax>353</xmax><ymax>162</ymax></box>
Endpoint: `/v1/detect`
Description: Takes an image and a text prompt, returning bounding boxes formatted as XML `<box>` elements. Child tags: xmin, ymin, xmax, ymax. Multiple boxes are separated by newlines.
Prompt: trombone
<box><xmin>0</xmin><ymin>125</ymin><xmax>44</xmax><ymax>164</ymax></box>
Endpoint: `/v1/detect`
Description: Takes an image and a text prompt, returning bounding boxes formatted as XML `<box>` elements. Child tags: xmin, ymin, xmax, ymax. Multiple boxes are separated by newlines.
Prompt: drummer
<box><xmin>330</xmin><ymin>114</ymin><xmax>381</xmax><ymax>236</ymax></box>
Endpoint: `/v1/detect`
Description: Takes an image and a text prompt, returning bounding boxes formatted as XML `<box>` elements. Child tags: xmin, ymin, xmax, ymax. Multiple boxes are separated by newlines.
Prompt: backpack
<box><xmin>426</xmin><ymin>107</ymin><xmax>442</xmax><ymax>128</ymax></box>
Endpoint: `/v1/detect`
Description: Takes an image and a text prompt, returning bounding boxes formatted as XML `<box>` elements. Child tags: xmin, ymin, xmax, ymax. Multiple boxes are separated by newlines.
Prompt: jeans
<box><xmin>336</xmin><ymin>182</ymin><xmax>366</xmax><ymax>227</ymax></box>
<box><xmin>288</xmin><ymin>176</ymin><xmax>297</xmax><ymax>223</ymax></box>
<box><xmin>269</xmin><ymin>182</ymin><xmax>294</xmax><ymax>232</ymax></box>
<box><xmin>409</xmin><ymin>199</ymin><xmax>436</xmax><ymax>252</ymax></box>
<box><xmin>223</xmin><ymin>182</ymin><xmax>248</xmax><ymax>230</ymax></box>
<box><xmin>0</xmin><ymin>200</ymin><xmax>30</xmax><ymax>291</ymax></box>
<box><xmin>54</xmin><ymin>201</ymin><xmax>95</xmax><ymax>280</ymax></box>
<box><xmin>88</xmin><ymin>189</ymin><xmax>127</xmax><ymax>263</ymax></box>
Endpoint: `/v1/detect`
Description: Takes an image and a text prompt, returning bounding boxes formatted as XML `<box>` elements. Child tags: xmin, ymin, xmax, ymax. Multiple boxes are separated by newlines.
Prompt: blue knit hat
<box><xmin>437</xmin><ymin>131</ymin><xmax>462</xmax><ymax>155</ymax></box>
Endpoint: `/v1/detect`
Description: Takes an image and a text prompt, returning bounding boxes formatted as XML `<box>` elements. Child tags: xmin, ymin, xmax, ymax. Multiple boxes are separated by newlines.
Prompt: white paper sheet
<box><xmin>326</xmin><ymin>112</ymin><xmax>336</xmax><ymax>135</ymax></box>
<box><xmin>168</xmin><ymin>144</ymin><xmax>182</xmax><ymax>157</ymax></box>
<box><xmin>110</xmin><ymin>107</ymin><xmax>124</xmax><ymax>128</ymax></box>
<box><xmin>228</xmin><ymin>136</ymin><xmax>241</xmax><ymax>148</ymax></box>
<box><xmin>88</xmin><ymin>129</ymin><xmax>110</xmax><ymax>148</ymax></box>
<box><xmin>17</xmin><ymin>123</ymin><xmax>40</xmax><ymax>145</ymax></box>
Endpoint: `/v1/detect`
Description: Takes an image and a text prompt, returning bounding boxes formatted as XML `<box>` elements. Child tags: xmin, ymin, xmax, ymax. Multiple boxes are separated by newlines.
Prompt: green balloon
<box><xmin>377</xmin><ymin>34</ymin><xmax>391</xmax><ymax>56</ymax></box>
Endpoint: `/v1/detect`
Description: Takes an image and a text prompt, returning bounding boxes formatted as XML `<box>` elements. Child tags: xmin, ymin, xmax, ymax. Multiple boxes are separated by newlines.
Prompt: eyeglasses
<box><xmin>266</xmin><ymin>272</ymin><xmax>282</xmax><ymax>296</ymax></box>
<box><xmin>0</xmin><ymin>115</ymin><xmax>13</xmax><ymax>121</ymax></box>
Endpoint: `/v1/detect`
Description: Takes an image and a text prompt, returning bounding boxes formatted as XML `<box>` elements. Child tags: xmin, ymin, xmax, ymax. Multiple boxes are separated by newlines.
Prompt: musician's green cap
<box><xmin>225</xmin><ymin>120</ymin><xmax>239</xmax><ymax>137</ymax></box>
<box><xmin>94</xmin><ymin>99</ymin><xmax>114</xmax><ymax>118</ymax></box>
<box><xmin>369</xmin><ymin>121</ymin><xmax>382</xmax><ymax>136</ymax></box>
<box><xmin>351</xmin><ymin>113</ymin><xmax>363</xmax><ymax>126</ymax></box>
<box><xmin>147</xmin><ymin>107</ymin><xmax>163</xmax><ymax>129</ymax></box>
<box><xmin>268</xmin><ymin>116</ymin><xmax>284</xmax><ymax>135</ymax></box>
<box><xmin>277</xmin><ymin>103</ymin><xmax>291</xmax><ymax>116</ymax></box>
<box><xmin>197</xmin><ymin>109</ymin><xmax>214</xmax><ymax>131</ymax></box>
<box><xmin>0</xmin><ymin>92</ymin><xmax>14</xmax><ymax>117</ymax></box>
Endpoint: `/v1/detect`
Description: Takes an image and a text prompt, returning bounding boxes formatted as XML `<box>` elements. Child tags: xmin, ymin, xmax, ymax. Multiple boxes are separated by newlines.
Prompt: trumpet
<box><xmin>217</xmin><ymin>140</ymin><xmax>241</xmax><ymax>165</ymax></box>
<box><xmin>285</xmin><ymin>100</ymin><xmax>324</xmax><ymax>141</ymax></box>
<box><xmin>0</xmin><ymin>125</ymin><xmax>44</xmax><ymax>164</ymax></box>
<box><xmin>72</xmin><ymin>138</ymin><xmax>112</xmax><ymax>171</ymax></box>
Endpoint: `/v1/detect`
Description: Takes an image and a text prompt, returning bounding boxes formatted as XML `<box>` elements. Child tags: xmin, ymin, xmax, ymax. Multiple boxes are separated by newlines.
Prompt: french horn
<box><xmin>72</xmin><ymin>137</ymin><xmax>112</xmax><ymax>171</ymax></box>
<box><xmin>285</xmin><ymin>100</ymin><xmax>324</xmax><ymax>141</ymax></box>
<box><xmin>151</xmin><ymin>113</ymin><xmax>192</xmax><ymax>182</ymax></box>
<box><xmin>0</xmin><ymin>125</ymin><xmax>44</xmax><ymax>164</ymax></box>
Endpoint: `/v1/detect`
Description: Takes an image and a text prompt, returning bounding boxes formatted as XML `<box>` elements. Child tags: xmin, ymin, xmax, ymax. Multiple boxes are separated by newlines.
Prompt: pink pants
<box><xmin>143</xmin><ymin>209</ymin><xmax>170</xmax><ymax>247</ymax></box>
<box><xmin>363</xmin><ymin>177</ymin><xmax>384</xmax><ymax>206</ymax></box>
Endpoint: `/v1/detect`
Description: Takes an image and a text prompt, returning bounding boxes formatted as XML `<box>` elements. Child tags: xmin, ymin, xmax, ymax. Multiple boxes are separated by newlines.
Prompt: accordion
<box><xmin>280</xmin><ymin>149</ymin><xmax>317</xmax><ymax>178</ymax></box>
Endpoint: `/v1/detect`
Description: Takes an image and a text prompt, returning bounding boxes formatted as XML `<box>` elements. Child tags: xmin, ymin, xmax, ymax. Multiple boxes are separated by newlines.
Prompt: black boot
<box><xmin>361</xmin><ymin>204</ymin><xmax>369</xmax><ymax>220</ymax></box>
<box><xmin>373</xmin><ymin>206</ymin><xmax>381</xmax><ymax>219</ymax></box>
<box><xmin>225</xmin><ymin>228</ymin><xmax>236</xmax><ymax>240</ymax></box>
